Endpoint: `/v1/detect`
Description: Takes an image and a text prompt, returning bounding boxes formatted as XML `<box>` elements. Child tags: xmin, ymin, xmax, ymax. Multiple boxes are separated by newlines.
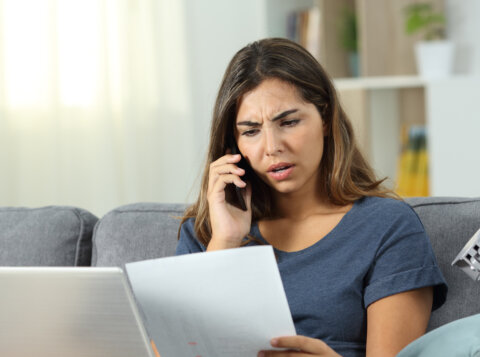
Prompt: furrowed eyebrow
<box><xmin>271</xmin><ymin>109</ymin><xmax>298</xmax><ymax>122</ymax></box>
<box><xmin>236</xmin><ymin>109</ymin><xmax>299</xmax><ymax>127</ymax></box>
<box><xmin>236</xmin><ymin>120</ymin><xmax>260</xmax><ymax>127</ymax></box>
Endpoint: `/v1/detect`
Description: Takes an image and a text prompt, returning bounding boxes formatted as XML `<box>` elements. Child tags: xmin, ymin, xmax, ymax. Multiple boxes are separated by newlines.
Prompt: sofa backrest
<box><xmin>5</xmin><ymin>197</ymin><xmax>477</xmax><ymax>330</ymax></box>
<box><xmin>91</xmin><ymin>202</ymin><xmax>187</xmax><ymax>268</ymax></box>
<box><xmin>0</xmin><ymin>206</ymin><xmax>97</xmax><ymax>266</ymax></box>
<box><xmin>406</xmin><ymin>197</ymin><xmax>480</xmax><ymax>331</ymax></box>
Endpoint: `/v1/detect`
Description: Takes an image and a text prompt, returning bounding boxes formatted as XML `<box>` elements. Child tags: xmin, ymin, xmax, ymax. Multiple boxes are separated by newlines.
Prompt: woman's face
<box><xmin>235</xmin><ymin>78</ymin><xmax>326</xmax><ymax>196</ymax></box>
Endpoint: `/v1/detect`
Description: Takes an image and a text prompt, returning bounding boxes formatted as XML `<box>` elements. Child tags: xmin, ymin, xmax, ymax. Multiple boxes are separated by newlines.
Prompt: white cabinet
<box><xmin>335</xmin><ymin>76</ymin><xmax>480</xmax><ymax>196</ymax></box>
<box><xmin>426</xmin><ymin>76</ymin><xmax>480</xmax><ymax>196</ymax></box>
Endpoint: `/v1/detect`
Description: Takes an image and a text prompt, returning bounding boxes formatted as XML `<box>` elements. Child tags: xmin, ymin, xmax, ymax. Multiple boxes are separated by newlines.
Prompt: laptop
<box><xmin>0</xmin><ymin>267</ymin><xmax>156</xmax><ymax>357</ymax></box>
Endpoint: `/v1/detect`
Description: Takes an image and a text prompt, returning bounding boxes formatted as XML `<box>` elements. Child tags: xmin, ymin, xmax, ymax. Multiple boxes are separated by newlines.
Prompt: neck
<box><xmin>272</xmin><ymin>184</ymin><xmax>330</xmax><ymax>221</ymax></box>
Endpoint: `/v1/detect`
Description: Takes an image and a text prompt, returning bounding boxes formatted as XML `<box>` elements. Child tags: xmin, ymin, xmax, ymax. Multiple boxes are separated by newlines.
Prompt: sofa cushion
<box><xmin>92</xmin><ymin>203</ymin><xmax>187</xmax><ymax>267</ymax></box>
<box><xmin>0</xmin><ymin>206</ymin><xmax>98</xmax><ymax>266</ymax></box>
<box><xmin>406</xmin><ymin>197</ymin><xmax>480</xmax><ymax>331</ymax></box>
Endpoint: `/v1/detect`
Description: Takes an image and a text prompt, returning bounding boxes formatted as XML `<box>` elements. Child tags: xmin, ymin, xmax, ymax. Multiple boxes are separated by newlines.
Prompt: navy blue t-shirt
<box><xmin>176</xmin><ymin>196</ymin><xmax>448</xmax><ymax>357</ymax></box>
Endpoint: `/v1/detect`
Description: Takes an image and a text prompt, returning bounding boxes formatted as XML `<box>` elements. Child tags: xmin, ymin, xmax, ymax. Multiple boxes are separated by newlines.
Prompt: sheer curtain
<box><xmin>0</xmin><ymin>0</ymin><xmax>195</xmax><ymax>216</ymax></box>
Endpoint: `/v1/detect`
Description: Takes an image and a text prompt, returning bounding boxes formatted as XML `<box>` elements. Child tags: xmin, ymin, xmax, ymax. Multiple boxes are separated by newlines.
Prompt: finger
<box><xmin>210</xmin><ymin>154</ymin><xmax>241</xmax><ymax>169</ymax></box>
<box><xmin>271</xmin><ymin>336</ymin><xmax>328</xmax><ymax>354</ymax></box>
<box><xmin>220</xmin><ymin>174</ymin><xmax>246</xmax><ymax>188</ymax></box>
<box><xmin>209</xmin><ymin>174</ymin><xmax>246</xmax><ymax>196</ymax></box>
<box><xmin>211</xmin><ymin>163</ymin><xmax>245</xmax><ymax>176</ymax></box>
<box><xmin>208</xmin><ymin>165</ymin><xmax>245</xmax><ymax>194</ymax></box>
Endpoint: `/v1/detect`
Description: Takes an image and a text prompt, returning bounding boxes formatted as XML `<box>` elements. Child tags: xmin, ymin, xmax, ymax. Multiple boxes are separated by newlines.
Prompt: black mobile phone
<box><xmin>225</xmin><ymin>139</ymin><xmax>248</xmax><ymax>211</ymax></box>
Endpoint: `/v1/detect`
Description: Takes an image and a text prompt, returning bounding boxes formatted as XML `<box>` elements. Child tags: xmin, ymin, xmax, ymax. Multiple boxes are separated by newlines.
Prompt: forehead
<box><xmin>236</xmin><ymin>78</ymin><xmax>305</xmax><ymax>120</ymax></box>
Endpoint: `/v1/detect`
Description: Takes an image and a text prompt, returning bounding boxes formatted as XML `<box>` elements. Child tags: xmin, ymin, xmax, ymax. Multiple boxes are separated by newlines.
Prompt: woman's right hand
<box><xmin>207</xmin><ymin>153</ymin><xmax>252</xmax><ymax>251</ymax></box>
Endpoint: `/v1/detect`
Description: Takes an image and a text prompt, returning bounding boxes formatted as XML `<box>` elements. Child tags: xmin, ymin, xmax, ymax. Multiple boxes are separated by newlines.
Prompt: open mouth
<box><xmin>270</xmin><ymin>165</ymin><xmax>293</xmax><ymax>173</ymax></box>
<box><xmin>267</xmin><ymin>163</ymin><xmax>295</xmax><ymax>181</ymax></box>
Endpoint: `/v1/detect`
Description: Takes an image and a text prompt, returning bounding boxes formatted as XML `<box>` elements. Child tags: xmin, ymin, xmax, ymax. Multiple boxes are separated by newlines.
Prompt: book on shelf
<box><xmin>396</xmin><ymin>125</ymin><xmax>429</xmax><ymax>197</ymax></box>
<box><xmin>286</xmin><ymin>6</ymin><xmax>322</xmax><ymax>61</ymax></box>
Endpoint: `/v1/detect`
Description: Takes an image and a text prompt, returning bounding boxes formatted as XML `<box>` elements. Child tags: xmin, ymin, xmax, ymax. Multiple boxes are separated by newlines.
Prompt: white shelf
<box><xmin>334</xmin><ymin>76</ymin><xmax>425</xmax><ymax>91</ymax></box>
<box><xmin>334</xmin><ymin>75</ymin><xmax>477</xmax><ymax>91</ymax></box>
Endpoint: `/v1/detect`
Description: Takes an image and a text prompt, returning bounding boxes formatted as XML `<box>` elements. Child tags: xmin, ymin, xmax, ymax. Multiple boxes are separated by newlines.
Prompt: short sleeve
<box><xmin>175</xmin><ymin>218</ymin><xmax>206</xmax><ymax>255</ymax></box>
<box><xmin>364</xmin><ymin>206</ymin><xmax>447</xmax><ymax>310</ymax></box>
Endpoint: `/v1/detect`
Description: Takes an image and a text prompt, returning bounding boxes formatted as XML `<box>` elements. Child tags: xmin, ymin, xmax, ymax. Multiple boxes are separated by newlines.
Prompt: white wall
<box><xmin>181</xmin><ymin>0</ymin><xmax>266</xmax><ymax>201</ymax></box>
<box><xmin>446</xmin><ymin>0</ymin><xmax>480</xmax><ymax>74</ymax></box>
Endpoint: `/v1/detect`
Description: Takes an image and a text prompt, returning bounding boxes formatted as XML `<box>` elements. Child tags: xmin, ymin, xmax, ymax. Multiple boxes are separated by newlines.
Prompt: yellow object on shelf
<box><xmin>395</xmin><ymin>125</ymin><xmax>429</xmax><ymax>197</ymax></box>
<box><xmin>414</xmin><ymin>133</ymin><xmax>429</xmax><ymax>196</ymax></box>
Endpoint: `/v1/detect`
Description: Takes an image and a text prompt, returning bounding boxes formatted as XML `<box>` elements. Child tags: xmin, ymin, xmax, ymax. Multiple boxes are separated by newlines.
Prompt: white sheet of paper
<box><xmin>125</xmin><ymin>245</ymin><xmax>296</xmax><ymax>357</ymax></box>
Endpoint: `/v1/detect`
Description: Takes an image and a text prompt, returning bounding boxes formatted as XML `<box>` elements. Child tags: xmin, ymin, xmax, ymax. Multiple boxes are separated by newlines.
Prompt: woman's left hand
<box><xmin>258</xmin><ymin>336</ymin><xmax>342</xmax><ymax>357</ymax></box>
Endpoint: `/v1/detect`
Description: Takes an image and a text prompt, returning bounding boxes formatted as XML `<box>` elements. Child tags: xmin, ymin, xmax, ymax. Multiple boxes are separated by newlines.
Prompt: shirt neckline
<box><xmin>251</xmin><ymin>197</ymin><xmax>362</xmax><ymax>257</ymax></box>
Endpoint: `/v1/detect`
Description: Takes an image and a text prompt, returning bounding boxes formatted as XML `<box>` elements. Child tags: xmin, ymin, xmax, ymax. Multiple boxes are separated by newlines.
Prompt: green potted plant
<box><xmin>339</xmin><ymin>7</ymin><xmax>359</xmax><ymax>77</ymax></box>
<box><xmin>404</xmin><ymin>2</ymin><xmax>454</xmax><ymax>77</ymax></box>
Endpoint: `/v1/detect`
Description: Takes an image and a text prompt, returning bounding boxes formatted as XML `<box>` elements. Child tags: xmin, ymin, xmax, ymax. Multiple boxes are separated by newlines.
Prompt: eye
<box><xmin>241</xmin><ymin>129</ymin><xmax>259</xmax><ymax>137</ymax></box>
<box><xmin>281</xmin><ymin>119</ymin><xmax>300</xmax><ymax>127</ymax></box>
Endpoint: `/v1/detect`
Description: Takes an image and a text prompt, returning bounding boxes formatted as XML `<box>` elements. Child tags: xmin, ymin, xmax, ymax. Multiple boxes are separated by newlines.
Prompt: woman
<box><xmin>176</xmin><ymin>38</ymin><xmax>447</xmax><ymax>357</ymax></box>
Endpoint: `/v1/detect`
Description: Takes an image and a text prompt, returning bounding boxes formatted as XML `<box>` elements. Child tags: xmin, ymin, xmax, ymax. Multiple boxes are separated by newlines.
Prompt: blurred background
<box><xmin>0</xmin><ymin>0</ymin><xmax>479</xmax><ymax>216</ymax></box>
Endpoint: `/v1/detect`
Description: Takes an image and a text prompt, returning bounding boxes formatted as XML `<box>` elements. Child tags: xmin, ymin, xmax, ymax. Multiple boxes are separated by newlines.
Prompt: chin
<box><xmin>269</xmin><ymin>181</ymin><xmax>299</xmax><ymax>194</ymax></box>
<box><xmin>257</xmin><ymin>173</ymin><xmax>302</xmax><ymax>194</ymax></box>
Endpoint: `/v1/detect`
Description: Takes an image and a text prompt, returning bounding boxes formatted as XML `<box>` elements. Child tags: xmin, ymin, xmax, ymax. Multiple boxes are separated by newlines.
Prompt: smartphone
<box><xmin>225</xmin><ymin>138</ymin><xmax>248</xmax><ymax>211</ymax></box>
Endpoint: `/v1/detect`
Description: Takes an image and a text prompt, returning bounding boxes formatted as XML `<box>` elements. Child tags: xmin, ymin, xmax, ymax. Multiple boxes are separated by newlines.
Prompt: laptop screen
<box><xmin>0</xmin><ymin>267</ymin><xmax>155</xmax><ymax>357</ymax></box>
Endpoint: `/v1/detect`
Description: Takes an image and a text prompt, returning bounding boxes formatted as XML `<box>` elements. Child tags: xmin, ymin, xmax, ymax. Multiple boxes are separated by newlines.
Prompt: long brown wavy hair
<box><xmin>180</xmin><ymin>38</ymin><xmax>398</xmax><ymax>246</ymax></box>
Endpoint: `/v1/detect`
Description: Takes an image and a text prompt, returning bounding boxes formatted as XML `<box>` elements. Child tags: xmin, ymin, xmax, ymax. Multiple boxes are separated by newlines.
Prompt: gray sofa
<box><xmin>1</xmin><ymin>197</ymin><xmax>480</xmax><ymax>332</ymax></box>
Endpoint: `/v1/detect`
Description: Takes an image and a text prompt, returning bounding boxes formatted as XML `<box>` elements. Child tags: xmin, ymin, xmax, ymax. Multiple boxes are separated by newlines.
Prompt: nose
<box><xmin>264</xmin><ymin>128</ymin><xmax>282</xmax><ymax>156</ymax></box>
